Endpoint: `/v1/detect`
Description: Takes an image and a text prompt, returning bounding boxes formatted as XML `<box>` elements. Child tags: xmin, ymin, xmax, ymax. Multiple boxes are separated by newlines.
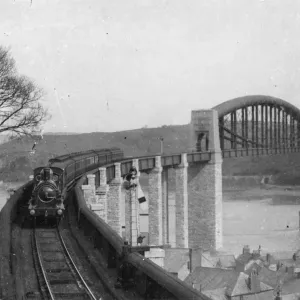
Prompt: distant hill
<box><xmin>43</xmin><ymin>132</ymin><xmax>80</xmax><ymax>135</ymax></box>
<box><xmin>0</xmin><ymin>124</ymin><xmax>300</xmax><ymax>184</ymax></box>
<box><xmin>0</xmin><ymin>124</ymin><xmax>190</xmax><ymax>181</ymax></box>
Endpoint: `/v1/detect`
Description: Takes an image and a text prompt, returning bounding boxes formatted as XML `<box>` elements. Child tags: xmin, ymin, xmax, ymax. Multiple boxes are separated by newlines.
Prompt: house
<box><xmin>245</xmin><ymin>263</ymin><xmax>282</xmax><ymax>288</ymax></box>
<box><xmin>235</xmin><ymin>245</ymin><xmax>263</xmax><ymax>272</ymax></box>
<box><xmin>184</xmin><ymin>267</ymin><xmax>274</xmax><ymax>299</ymax></box>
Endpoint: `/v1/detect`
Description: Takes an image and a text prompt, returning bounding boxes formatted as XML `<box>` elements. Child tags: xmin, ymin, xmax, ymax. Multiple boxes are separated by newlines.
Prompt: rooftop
<box><xmin>184</xmin><ymin>267</ymin><xmax>273</xmax><ymax>296</ymax></box>
<box><xmin>203</xmin><ymin>289</ymin><xmax>274</xmax><ymax>300</ymax></box>
<box><xmin>225</xmin><ymin>272</ymin><xmax>273</xmax><ymax>297</ymax></box>
<box><xmin>201</xmin><ymin>253</ymin><xmax>236</xmax><ymax>269</ymax></box>
<box><xmin>164</xmin><ymin>248</ymin><xmax>190</xmax><ymax>273</ymax></box>
<box><xmin>184</xmin><ymin>267</ymin><xmax>237</xmax><ymax>291</ymax></box>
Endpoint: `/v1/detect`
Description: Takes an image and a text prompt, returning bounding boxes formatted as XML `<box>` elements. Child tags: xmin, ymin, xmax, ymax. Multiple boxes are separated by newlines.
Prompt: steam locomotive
<box><xmin>28</xmin><ymin>148</ymin><xmax>124</xmax><ymax>224</ymax></box>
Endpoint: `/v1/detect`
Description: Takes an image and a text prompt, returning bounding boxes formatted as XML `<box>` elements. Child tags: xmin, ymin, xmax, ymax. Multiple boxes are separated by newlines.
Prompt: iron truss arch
<box><xmin>212</xmin><ymin>95</ymin><xmax>300</xmax><ymax>157</ymax></box>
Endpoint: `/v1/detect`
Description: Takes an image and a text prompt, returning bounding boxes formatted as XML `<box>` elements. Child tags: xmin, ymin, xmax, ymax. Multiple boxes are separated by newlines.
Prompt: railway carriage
<box><xmin>27</xmin><ymin>147</ymin><xmax>124</xmax><ymax>224</ymax></box>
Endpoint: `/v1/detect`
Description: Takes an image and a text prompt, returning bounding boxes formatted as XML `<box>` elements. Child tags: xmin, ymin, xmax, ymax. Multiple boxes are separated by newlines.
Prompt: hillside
<box><xmin>0</xmin><ymin>124</ymin><xmax>300</xmax><ymax>183</ymax></box>
<box><xmin>0</xmin><ymin>125</ymin><xmax>190</xmax><ymax>181</ymax></box>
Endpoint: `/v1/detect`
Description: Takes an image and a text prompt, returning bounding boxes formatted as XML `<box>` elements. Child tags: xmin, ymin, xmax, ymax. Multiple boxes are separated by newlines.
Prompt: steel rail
<box><xmin>32</xmin><ymin>225</ymin><xmax>97</xmax><ymax>300</ymax></box>
<box><xmin>56</xmin><ymin>226</ymin><xmax>97</xmax><ymax>300</ymax></box>
<box><xmin>33</xmin><ymin>227</ymin><xmax>55</xmax><ymax>300</ymax></box>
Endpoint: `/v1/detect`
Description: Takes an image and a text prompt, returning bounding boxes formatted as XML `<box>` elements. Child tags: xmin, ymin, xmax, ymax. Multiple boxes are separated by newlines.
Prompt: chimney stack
<box><xmin>243</xmin><ymin>245</ymin><xmax>250</xmax><ymax>255</ymax></box>
<box><xmin>274</xmin><ymin>290</ymin><xmax>282</xmax><ymax>300</ymax></box>
<box><xmin>248</xmin><ymin>269</ymin><xmax>260</xmax><ymax>293</ymax></box>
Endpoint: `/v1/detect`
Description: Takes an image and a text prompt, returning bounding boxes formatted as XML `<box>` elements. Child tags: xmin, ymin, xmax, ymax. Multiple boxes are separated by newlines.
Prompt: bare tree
<box><xmin>0</xmin><ymin>46</ymin><xmax>50</xmax><ymax>137</ymax></box>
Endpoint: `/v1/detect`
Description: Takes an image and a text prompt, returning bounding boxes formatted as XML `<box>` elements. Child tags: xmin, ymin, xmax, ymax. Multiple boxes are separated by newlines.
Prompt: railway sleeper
<box><xmin>47</xmin><ymin>271</ymin><xmax>75</xmax><ymax>282</ymax></box>
<box><xmin>44</xmin><ymin>261</ymin><xmax>70</xmax><ymax>271</ymax></box>
<box><xmin>37</xmin><ymin>231</ymin><xmax>57</xmax><ymax>238</ymax></box>
<box><xmin>49</xmin><ymin>278</ymin><xmax>77</xmax><ymax>285</ymax></box>
<box><xmin>53</xmin><ymin>292</ymin><xmax>91</xmax><ymax>300</ymax></box>
<box><xmin>42</xmin><ymin>251</ymin><xmax>65</xmax><ymax>262</ymax></box>
<box><xmin>38</xmin><ymin>238</ymin><xmax>59</xmax><ymax>244</ymax></box>
<box><xmin>51</xmin><ymin>283</ymin><xmax>81</xmax><ymax>293</ymax></box>
<box><xmin>39</xmin><ymin>244</ymin><xmax>62</xmax><ymax>251</ymax></box>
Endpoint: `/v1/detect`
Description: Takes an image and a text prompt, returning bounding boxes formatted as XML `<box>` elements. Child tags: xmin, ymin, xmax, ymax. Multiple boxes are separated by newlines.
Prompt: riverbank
<box><xmin>223</xmin><ymin>184</ymin><xmax>300</xmax><ymax>203</ymax></box>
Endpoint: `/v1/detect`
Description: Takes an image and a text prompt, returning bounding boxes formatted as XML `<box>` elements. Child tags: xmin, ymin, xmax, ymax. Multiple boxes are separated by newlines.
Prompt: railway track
<box><xmin>31</xmin><ymin>226</ymin><xmax>97</xmax><ymax>300</ymax></box>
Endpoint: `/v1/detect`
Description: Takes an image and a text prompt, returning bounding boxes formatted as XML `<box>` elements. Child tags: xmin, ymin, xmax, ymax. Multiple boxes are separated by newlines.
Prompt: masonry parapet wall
<box><xmin>0</xmin><ymin>181</ymin><xmax>34</xmax><ymax>299</ymax></box>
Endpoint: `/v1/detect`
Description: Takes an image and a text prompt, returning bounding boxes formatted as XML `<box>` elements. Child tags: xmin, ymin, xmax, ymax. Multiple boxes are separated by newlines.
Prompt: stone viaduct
<box><xmin>82</xmin><ymin>95</ymin><xmax>300</xmax><ymax>258</ymax></box>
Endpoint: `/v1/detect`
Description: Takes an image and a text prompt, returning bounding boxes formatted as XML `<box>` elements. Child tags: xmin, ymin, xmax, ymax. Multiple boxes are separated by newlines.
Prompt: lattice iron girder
<box><xmin>214</xmin><ymin>96</ymin><xmax>300</xmax><ymax>151</ymax></box>
<box><xmin>213</xmin><ymin>95</ymin><xmax>300</xmax><ymax>120</ymax></box>
<box><xmin>220</xmin><ymin>124</ymin><xmax>264</xmax><ymax>148</ymax></box>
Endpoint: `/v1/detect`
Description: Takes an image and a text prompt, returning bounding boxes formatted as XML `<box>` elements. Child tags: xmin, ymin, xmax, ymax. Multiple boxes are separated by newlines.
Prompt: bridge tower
<box><xmin>188</xmin><ymin>109</ymin><xmax>223</xmax><ymax>250</ymax></box>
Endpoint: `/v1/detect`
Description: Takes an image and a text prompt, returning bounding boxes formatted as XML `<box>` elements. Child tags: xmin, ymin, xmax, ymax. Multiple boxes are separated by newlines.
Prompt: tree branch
<box><xmin>0</xmin><ymin>46</ymin><xmax>50</xmax><ymax>136</ymax></box>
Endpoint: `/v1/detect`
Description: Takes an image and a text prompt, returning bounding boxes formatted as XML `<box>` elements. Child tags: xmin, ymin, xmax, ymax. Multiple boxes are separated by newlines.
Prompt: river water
<box><xmin>222</xmin><ymin>198</ymin><xmax>300</xmax><ymax>255</ymax></box>
<box><xmin>140</xmin><ymin>191</ymin><xmax>300</xmax><ymax>256</ymax></box>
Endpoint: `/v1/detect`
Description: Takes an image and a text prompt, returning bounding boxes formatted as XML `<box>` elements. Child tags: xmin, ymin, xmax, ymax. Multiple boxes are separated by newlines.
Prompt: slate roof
<box><xmin>185</xmin><ymin>267</ymin><xmax>274</xmax><ymax>298</ymax></box>
<box><xmin>216</xmin><ymin>255</ymin><xmax>236</xmax><ymax>269</ymax></box>
<box><xmin>236</xmin><ymin>252</ymin><xmax>253</xmax><ymax>264</ymax></box>
<box><xmin>245</xmin><ymin>263</ymin><xmax>293</xmax><ymax>289</ymax></box>
<box><xmin>202</xmin><ymin>288</ymin><xmax>228</xmax><ymax>300</ymax></box>
<box><xmin>184</xmin><ymin>267</ymin><xmax>237</xmax><ymax>291</ymax></box>
<box><xmin>201</xmin><ymin>254</ymin><xmax>236</xmax><ymax>269</ymax></box>
<box><xmin>225</xmin><ymin>272</ymin><xmax>273</xmax><ymax>297</ymax></box>
<box><xmin>245</xmin><ymin>264</ymin><xmax>278</xmax><ymax>288</ymax></box>
<box><xmin>164</xmin><ymin>249</ymin><xmax>190</xmax><ymax>273</ymax></box>
<box><xmin>241</xmin><ymin>291</ymin><xmax>275</xmax><ymax>300</ymax></box>
<box><xmin>203</xmin><ymin>290</ymin><xmax>274</xmax><ymax>300</ymax></box>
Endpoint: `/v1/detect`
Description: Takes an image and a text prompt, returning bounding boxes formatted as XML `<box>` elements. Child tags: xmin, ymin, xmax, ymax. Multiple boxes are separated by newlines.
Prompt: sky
<box><xmin>1</xmin><ymin>0</ymin><xmax>300</xmax><ymax>133</ymax></box>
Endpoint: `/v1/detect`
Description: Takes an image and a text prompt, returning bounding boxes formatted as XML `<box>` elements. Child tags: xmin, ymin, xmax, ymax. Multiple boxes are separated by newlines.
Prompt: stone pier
<box><xmin>107</xmin><ymin>163</ymin><xmax>122</xmax><ymax>236</ymax></box>
<box><xmin>175</xmin><ymin>153</ymin><xmax>189</xmax><ymax>248</ymax></box>
<box><xmin>93</xmin><ymin>169</ymin><xmax>108</xmax><ymax>222</ymax></box>
<box><xmin>148</xmin><ymin>156</ymin><xmax>163</xmax><ymax>246</ymax></box>
<box><xmin>188</xmin><ymin>109</ymin><xmax>223</xmax><ymax>250</ymax></box>
<box><xmin>161</xmin><ymin>168</ymin><xmax>169</xmax><ymax>245</ymax></box>
<box><xmin>124</xmin><ymin>159</ymin><xmax>140</xmax><ymax>246</ymax></box>
<box><xmin>81</xmin><ymin>174</ymin><xmax>97</xmax><ymax>207</ymax></box>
